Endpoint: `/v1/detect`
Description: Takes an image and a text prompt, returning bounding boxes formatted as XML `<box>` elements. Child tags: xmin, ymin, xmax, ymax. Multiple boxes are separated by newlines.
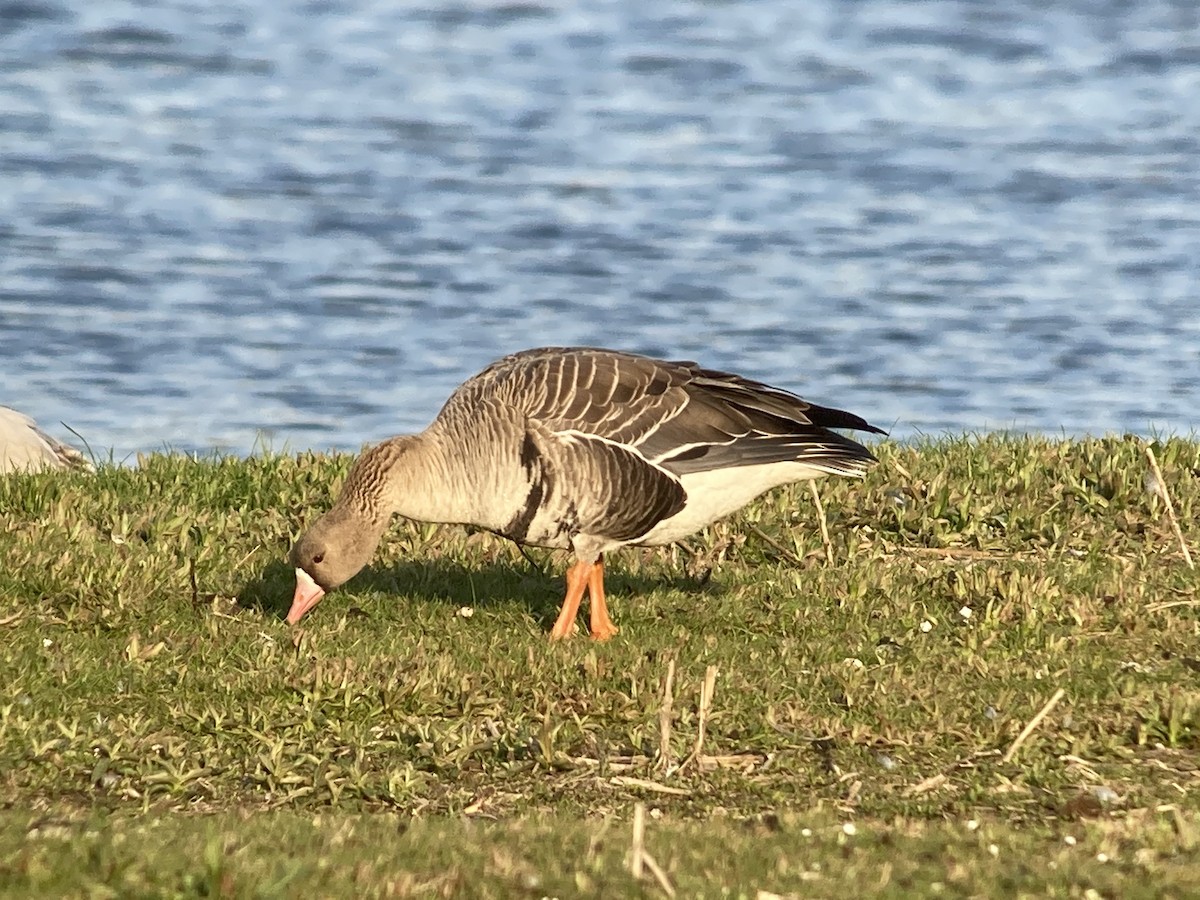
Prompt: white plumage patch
<box><xmin>637</xmin><ymin>460</ymin><xmax>848</xmax><ymax>546</ymax></box>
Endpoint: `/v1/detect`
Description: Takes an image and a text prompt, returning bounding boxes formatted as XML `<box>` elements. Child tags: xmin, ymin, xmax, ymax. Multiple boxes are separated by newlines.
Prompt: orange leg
<box><xmin>549</xmin><ymin>560</ymin><xmax>591</xmax><ymax>641</ymax></box>
<box><xmin>587</xmin><ymin>556</ymin><xmax>619</xmax><ymax>641</ymax></box>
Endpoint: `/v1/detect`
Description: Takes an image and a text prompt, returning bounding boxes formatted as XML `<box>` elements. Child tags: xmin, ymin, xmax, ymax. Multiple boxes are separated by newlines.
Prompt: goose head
<box><xmin>286</xmin><ymin>436</ymin><xmax>435</xmax><ymax>623</ymax></box>
<box><xmin>287</xmin><ymin>504</ymin><xmax>388</xmax><ymax>622</ymax></box>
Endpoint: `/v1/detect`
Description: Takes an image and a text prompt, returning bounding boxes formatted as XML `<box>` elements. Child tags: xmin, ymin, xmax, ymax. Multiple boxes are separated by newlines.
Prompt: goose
<box><xmin>0</xmin><ymin>406</ymin><xmax>92</xmax><ymax>474</ymax></box>
<box><xmin>288</xmin><ymin>347</ymin><xmax>884</xmax><ymax>639</ymax></box>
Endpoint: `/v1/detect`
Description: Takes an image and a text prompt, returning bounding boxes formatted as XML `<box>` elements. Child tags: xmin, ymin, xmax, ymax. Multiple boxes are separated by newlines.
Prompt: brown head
<box><xmin>285</xmin><ymin>439</ymin><xmax>420</xmax><ymax>623</ymax></box>
<box><xmin>286</xmin><ymin>505</ymin><xmax>386</xmax><ymax>623</ymax></box>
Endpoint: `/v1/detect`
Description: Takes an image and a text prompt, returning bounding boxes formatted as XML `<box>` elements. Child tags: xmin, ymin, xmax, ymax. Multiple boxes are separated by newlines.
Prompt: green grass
<box><xmin>0</xmin><ymin>435</ymin><xmax>1198</xmax><ymax>897</ymax></box>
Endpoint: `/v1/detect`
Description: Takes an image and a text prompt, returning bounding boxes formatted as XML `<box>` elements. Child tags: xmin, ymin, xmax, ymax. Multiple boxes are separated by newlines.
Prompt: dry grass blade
<box><xmin>902</xmin><ymin>773</ymin><xmax>948</xmax><ymax>796</ymax></box>
<box><xmin>809</xmin><ymin>481</ymin><xmax>834</xmax><ymax>565</ymax></box>
<box><xmin>749</xmin><ymin>525</ymin><xmax>803</xmax><ymax>567</ymax></box>
<box><xmin>697</xmin><ymin>752</ymin><xmax>766</xmax><ymax>772</ymax></box>
<box><xmin>630</xmin><ymin>802</ymin><xmax>645</xmax><ymax>880</ymax></box>
<box><xmin>568</xmin><ymin>754</ymin><xmax>650</xmax><ymax>772</ymax></box>
<box><xmin>628</xmin><ymin>802</ymin><xmax>676</xmax><ymax>897</ymax></box>
<box><xmin>1145</xmin><ymin>446</ymin><xmax>1194</xmax><ymax>569</ymax></box>
<box><xmin>895</xmin><ymin>546</ymin><xmax>1017</xmax><ymax>559</ymax></box>
<box><xmin>610</xmin><ymin>776</ymin><xmax>691</xmax><ymax>796</ymax></box>
<box><xmin>1002</xmin><ymin>688</ymin><xmax>1066</xmax><ymax>763</ymax></box>
<box><xmin>687</xmin><ymin>665</ymin><xmax>719</xmax><ymax>769</ymax></box>
<box><xmin>658</xmin><ymin>657</ymin><xmax>676</xmax><ymax>771</ymax></box>
<box><xmin>1164</xmin><ymin>804</ymin><xmax>1197</xmax><ymax>851</ymax></box>
<box><xmin>1147</xmin><ymin>600</ymin><xmax>1200</xmax><ymax>612</ymax></box>
<box><xmin>643</xmin><ymin>849</ymin><xmax>677</xmax><ymax>898</ymax></box>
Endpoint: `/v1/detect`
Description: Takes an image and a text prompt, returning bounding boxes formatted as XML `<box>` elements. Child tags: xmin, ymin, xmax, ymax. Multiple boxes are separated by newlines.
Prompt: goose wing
<box><xmin>447</xmin><ymin>348</ymin><xmax>880</xmax><ymax>545</ymax></box>
<box><xmin>527</xmin><ymin>423</ymin><xmax>686</xmax><ymax>542</ymax></box>
<box><xmin>451</xmin><ymin>349</ymin><xmax>690</xmax><ymax>543</ymax></box>
<box><xmin>639</xmin><ymin>364</ymin><xmax>885</xmax><ymax>478</ymax></box>
<box><xmin>474</xmin><ymin>347</ymin><xmax>691</xmax><ymax>446</ymax></box>
<box><xmin>471</xmin><ymin>347</ymin><xmax>882</xmax><ymax>477</ymax></box>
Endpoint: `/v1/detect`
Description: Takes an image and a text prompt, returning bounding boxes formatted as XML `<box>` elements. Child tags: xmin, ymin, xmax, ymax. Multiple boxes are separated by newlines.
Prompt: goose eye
<box><xmin>312</xmin><ymin>553</ymin><xmax>325</xmax><ymax>565</ymax></box>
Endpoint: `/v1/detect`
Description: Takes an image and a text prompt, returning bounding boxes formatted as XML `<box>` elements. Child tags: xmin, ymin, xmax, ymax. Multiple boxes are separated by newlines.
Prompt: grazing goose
<box><xmin>288</xmin><ymin>347</ymin><xmax>884</xmax><ymax>639</ymax></box>
<box><xmin>0</xmin><ymin>406</ymin><xmax>92</xmax><ymax>474</ymax></box>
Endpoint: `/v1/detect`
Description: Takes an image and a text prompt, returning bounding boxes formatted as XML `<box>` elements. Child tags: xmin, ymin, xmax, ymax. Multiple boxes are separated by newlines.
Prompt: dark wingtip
<box><xmin>807</xmin><ymin>403</ymin><xmax>888</xmax><ymax>436</ymax></box>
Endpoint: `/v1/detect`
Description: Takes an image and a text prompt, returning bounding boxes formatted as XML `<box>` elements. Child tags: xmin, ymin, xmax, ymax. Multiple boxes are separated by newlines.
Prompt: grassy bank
<box><xmin>1</xmin><ymin>435</ymin><xmax>1197</xmax><ymax>897</ymax></box>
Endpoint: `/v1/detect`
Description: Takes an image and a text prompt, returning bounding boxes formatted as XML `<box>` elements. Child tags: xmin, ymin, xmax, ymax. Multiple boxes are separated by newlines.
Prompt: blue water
<box><xmin>1</xmin><ymin>0</ymin><xmax>1197</xmax><ymax>459</ymax></box>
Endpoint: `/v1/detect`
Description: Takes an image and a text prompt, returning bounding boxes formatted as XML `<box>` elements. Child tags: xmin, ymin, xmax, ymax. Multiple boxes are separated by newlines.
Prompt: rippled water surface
<box><xmin>2</xmin><ymin>0</ymin><xmax>1197</xmax><ymax>458</ymax></box>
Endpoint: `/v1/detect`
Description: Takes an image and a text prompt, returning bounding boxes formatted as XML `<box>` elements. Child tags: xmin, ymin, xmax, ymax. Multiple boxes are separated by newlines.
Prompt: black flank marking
<box><xmin>555</xmin><ymin>500</ymin><xmax>579</xmax><ymax>537</ymax></box>
<box><xmin>519</xmin><ymin>431</ymin><xmax>540</xmax><ymax>475</ymax></box>
<box><xmin>504</xmin><ymin>478</ymin><xmax>544</xmax><ymax>542</ymax></box>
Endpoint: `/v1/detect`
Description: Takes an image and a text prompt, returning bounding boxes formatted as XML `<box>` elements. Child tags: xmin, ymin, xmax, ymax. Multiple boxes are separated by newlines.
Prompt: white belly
<box><xmin>636</xmin><ymin>461</ymin><xmax>838</xmax><ymax>546</ymax></box>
